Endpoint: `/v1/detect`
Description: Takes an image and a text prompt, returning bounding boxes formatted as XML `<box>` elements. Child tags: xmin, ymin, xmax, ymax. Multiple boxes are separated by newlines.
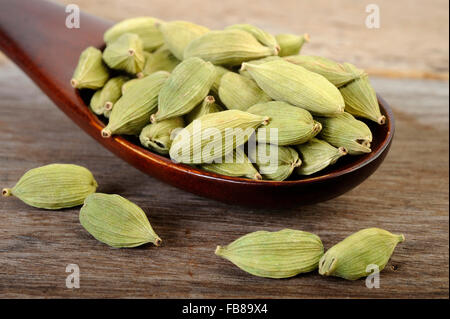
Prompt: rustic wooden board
<box><xmin>0</xmin><ymin>63</ymin><xmax>448</xmax><ymax>298</ymax></box>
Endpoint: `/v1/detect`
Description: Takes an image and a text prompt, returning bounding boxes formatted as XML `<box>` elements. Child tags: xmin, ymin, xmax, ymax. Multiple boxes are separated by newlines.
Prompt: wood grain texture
<box><xmin>0</xmin><ymin>62</ymin><xmax>448</xmax><ymax>298</ymax></box>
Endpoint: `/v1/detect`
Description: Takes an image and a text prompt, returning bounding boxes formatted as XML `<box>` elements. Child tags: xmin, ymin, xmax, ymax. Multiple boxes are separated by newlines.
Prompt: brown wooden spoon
<box><xmin>0</xmin><ymin>0</ymin><xmax>395</xmax><ymax>208</ymax></box>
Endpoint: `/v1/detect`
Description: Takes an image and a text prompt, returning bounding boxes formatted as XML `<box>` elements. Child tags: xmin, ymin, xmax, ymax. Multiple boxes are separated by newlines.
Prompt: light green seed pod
<box><xmin>211</xmin><ymin>65</ymin><xmax>229</xmax><ymax>95</ymax></box>
<box><xmin>80</xmin><ymin>193</ymin><xmax>162</xmax><ymax>248</ymax></box>
<box><xmin>102</xmin><ymin>33</ymin><xmax>146</xmax><ymax>74</ymax></box>
<box><xmin>184</xmin><ymin>29</ymin><xmax>276</xmax><ymax>66</ymax></box>
<box><xmin>296</xmin><ymin>138</ymin><xmax>347</xmax><ymax>175</ymax></box>
<box><xmin>316</xmin><ymin>112</ymin><xmax>373</xmax><ymax>155</ymax></box>
<box><xmin>284</xmin><ymin>55</ymin><xmax>363</xmax><ymax>88</ymax></box>
<box><xmin>159</xmin><ymin>20</ymin><xmax>209</xmax><ymax>60</ymax></box>
<box><xmin>71</xmin><ymin>47</ymin><xmax>109</xmax><ymax>90</ymax></box>
<box><xmin>239</xmin><ymin>56</ymin><xmax>281</xmax><ymax>78</ymax></box>
<box><xmin>319</xmin><ymin>228</ymin><xmax>405</xmax><ymax>280</ymax></box>
<box><xmin>103</xmin><ymin>17</ymin><xmax>164</xmax><ymax>52</ymax></box>
<box><xmin>218</xmin><ymin>72</ymin><xmax>272</xmax><ymax>111</ymax></box>
<box><xmin>201</xmin><ymin>147</ymin><xmax>262</xmax><ymax>180</ymax></box>
<box><xmin>247</xmin><ymin>101</ymin><xmax>321</xmax><ymax>145</ymax></box>
<box><xmin>121</xmin><ymin>78</ymin><xmax>141</xmax><ymax>95</ymax></box>
<box><xmin>339</xmin><ymin>63</ymin><xmax>386</xmax><ymax>125</ymax></box>
<box><xmin>139</xmin><ymin>46</ymin><xmax>180</xmax><ymax>77</ymax></box>
<box><xmin>101</xmin><ymin>71</ymin><xmax>170</xmax><ymax>138</ymax></box>
<box><xmin>275</xmin><ymin>33</ymin><xmax>309</xmax><ymax>57</ymax></box>
<box><xmin>170</xmin><ymin>110</ymin><xmax>269</xmax><ymax>164</ymax></box>
<box><xmin>215</xmin><ymin>229</ymin><xmax>324</xmax><ymax>278</ymax></box>
<box><xmin>90</xmin><ymin>76</ymin><xmax>128</xmax><ymax>117</ymax></box>
<box><xmin>2</xmin><ymin>164</ymin><xmax>97</xmax><ymax>210</ymax></box>
<box><xmin>226</xmin><ymin>23</ymin><xmax>279</xmax><ymax>54</ymax></box>
<box><xmin>242</xmin><ymin>59</ymin><xmax>345</xmax><ymax>116</ymax></box>
<box><xmin>152</xmin><ymin>57</ymin><xmax>216</xmax><ymax>122</ymax></box>
<box><xmin>248</xmin><ymin>144</ymin><xmax>301</xmax><ymax>181</ymax></box>
<box><xmin>139</xmin><ymin>117</ymin><xmax>184</xmax><ymax>155</ymax></box>
<box><xmin>185</xmin><ymin>96</ymin><xmax>223</xmax><ymax>124</ymax></box>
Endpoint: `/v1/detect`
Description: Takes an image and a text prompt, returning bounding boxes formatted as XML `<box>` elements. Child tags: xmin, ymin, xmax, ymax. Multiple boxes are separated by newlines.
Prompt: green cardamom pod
<box><xmin>295</xmin><ymin>138</ymin><xmax>347</xmax><ymax>175</ymax></box>
<box><xmin>80</xmin><ymin>193</ymin><xmax>162</xmax><ymax>248</ymax></box>
<box><xmin>151</xmin><ymin>57</ymin><xmax>216</xmax><ymax>122</ymax></box>
<box><xmin>102</xmin><ymin>71</ymin><xmax>170</xmax><ymax>138</ymax></box>
<box><xmin>226</xmin><ymin>24</ymin><xmax>279</xmax><ymax>54</ymax></box>
<box><xmin>139</xmin><ymin>117</ymin><xmax>185</xmax><ymax>155</ymax></box>
<box><xmin>139</xmin><ymin>46</ymin><xmax>180</xmax><ymax>77</ymax></box>
<box><xmin>184</xmin><ymin>29</ymin><xmax>276</xmax><ymax>66</ymax></box>
<box><xmin>218</xmin><ymin>72</ymin><xmax>272</xmax><ymax>111</ymax></box>
<box><xmin>248</xmin><ymin>144</ymin><xmax>301</xmax><ymax>181</ymax></box>
<box><xmin>284</xmin><ymin>55</ymin><xmax>363</xmax><ymax>88</ymax></box>
<box><xmin>185</xmin><ymin>96</ymin><xmax>223</xmax><ymax>124</ymax></box>
<box><xmin>170</xmin><ymin>110</ymin><xmax>269</xmax><ymax>164</ymax></box>
<box><xmin>275</xmin><ymin>33</ymin><xmax>309</xmax><ymax>57</ymax></box>
<box><xmin>121</xmin><ymin>78</ymin><xmax>141</xmax><ymax>95</ymax></box>
<box><xmin>90</xmin><ymin>76</ymin><xmax>128</xmax><ymax>117</ymax></box>
<box><xmin>339</xmin><ymin>63</ymin><xmax>386</xmax><ymax>125</ymax></box>
<box><xmin>201</xmin><ymin>147</ymin><xmax>262</xmax><ymax>180</ymax></box>
<box><xmin>242</xmin><ymin>59</ymin><xmax>345</xmax><ymax>116</ymax></box>
<box><xmin>239</xmin><ymin>56</ymin><xmax>281</xmax><ymax>79</ymax></box>
<box><xmin>102</xmin><ymin>33</ymin><xmax>146</xmax><ymax>75</ymax></box>
<box><xmin>71</xmin><ymin>47</ymin><xmax>109</xmax><ymax>90</ymax></box>
<box><xmin>247</xmin><ymin>101</ymin><xmax>322</xmax><ymax>145</ymax></box>
<box><xmin>103</xmin><ymin>17</ymin><xmax>164</xmax><ymax>52</ymax></box>
<box><xmin>319</xmin><ymin>228</ymin><xmax>405</xmax><ymax>280</ymax></box>
<box><xmin>210</xmin><ymin>65</ymin><xmax>229</xmax><ymax>95</ymax></box>
<box><xmin>316</xmin><ymin>112</ymin><xmax>373</xmax><ymax>155</ymax></box>
<box><xmin>159</xmin><ymin>20</ymin><xmax>210</xmax><ymax>60</ymax></box>
<box><xmin>2</xmin><ymin>164</ymin><xmax>97</xmax><ymax>209</ymax></box>
<box><xmin>215</xmin><ymin>229</ymin><xmax>324</xmax><ymax>278</ymax></box>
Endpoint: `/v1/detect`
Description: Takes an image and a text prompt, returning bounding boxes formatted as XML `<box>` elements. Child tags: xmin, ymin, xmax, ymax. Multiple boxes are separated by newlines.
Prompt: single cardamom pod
<box><xmin>218</xmin><ymin>72</ymin><xmax>271</xmax><ymax>111</ymax></box>
<box><xmin>2</xmin><ymin>164</ymin><xmax>97</xmax><ymax>209</ymax></box>
<box><xmin>275</xmin><ymin>33</ymin><xmax>309</xmax><ymax>57</ymax></box>
<box><xmin>80</xmin><ymin>193</ymin><xmax>162</xmax><ymax>248</ymax></box>
<box><xmin>242</xmin><ymin>59</ymin><xmax>345</xmax><ymax>116</ymax></box>
<box><xmin>284</xmin><ymin>55</ymin><xmax>363</xmax><ymax>88</ymax></box>
<box><xmin>239</xmin><ymin>56</ymin><xmax>281</xmax><ymax>79</ymax></box>
<box><xmin>248</xmin><ymin>144</ymin><xmax>301</xmax><ymax>181</ymax></box>
<box><xmin>226</xmin><ymin>24</ymin><xmax>280</xmax><ymax>54</ymax></box>
<box><xmin>210</xmin><ymin>65</ymin><xmax>229</xmax><ymax>95</ymax></box>
<box><xmin>184</xmin><ymin>29</ymin><xmax>276</xmax><ymax>66</ymax></box>
<box><xmin>103</xmin><ymin>17</ymin><xmax>164</xmax><ymax>52</ymax></box>
<box><xmin>296</xmin><ymin>138</ymin><xmax>347</xmax><ymax>175</ymax></box>
<box><xmin>102</xmin><ymin>33</ymin><xmax>146</xmax><ymax>75</ymax></box>
<box><xmin>185</xmin><ymin>96</ymin><xmax>223</xmax><ymax>124</ymax></box>
<box><xmin>316</xmin><ymin>112</ymin><xmax>373</xmax><ymax>155</ymax></box>
<box><xmin>215</xmin><ymin>229</ymin><xmax>324</xmax><ymax>278</ymax></box>
<box><xmin>159</xmin><ymin>20</ymin><xmax>210</xmax><ymax>60</ymax></box>
<box><xmin>339</xmin><ymin>63</ymin><xmax>386</xmax><ymax>125</ymax></box>
<box><xmin>71</xmin><ymin>47</ymin><xmax>109</xmax><ymax>90</ymax></box>
<box><xmin>139</xmin><ymin>45</ymin><xmax>180</xmax><ymax>77</ymax></box>
<box><xmin>247</xmin><ymin>101</ymin><xmax>322</xmax><ymax>145</ymax></box>
<box><xmin>170</xmin><ymin>110</ymin><xmax>269</xmax><ymax>164</ymax></box>
<box><xmin>121</xmin><ymin>78</ymin><xmax>141</xmax><ymax>95</ymax></box>
<box><xmin>139</xmin><ymin>117</ymin><xmax>185</xmax><ymax>155</ymax></box>
<box><xmin>151</xmin><ymin>57</ymin><xmax>216</xmax><ymax>123</ymax></box>
<box><xmin>319</xmin><ymin>228</ymin><xmax>405</xmax><ymax>280</ymax></box>
<box><xmin>102</xmin><ymin>71</ymin><xmax>170</xmax><ymax>138</ymax></box>
<box><xmin>90</xmin><ymin>76</ymin><xmax>128</xmax><ymax>117</ymax></box>
<box><xmin>201</xmin><ymin>147</ymin><xmax>262</xmax><ymax>180</ymax></box>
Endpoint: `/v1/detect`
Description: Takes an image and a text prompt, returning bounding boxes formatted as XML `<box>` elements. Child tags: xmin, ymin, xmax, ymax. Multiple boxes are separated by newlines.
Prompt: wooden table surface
<box><xmin>0</xmin><ymin>60</ymin><xmax>448</xmax><ymax>298</ymax></box>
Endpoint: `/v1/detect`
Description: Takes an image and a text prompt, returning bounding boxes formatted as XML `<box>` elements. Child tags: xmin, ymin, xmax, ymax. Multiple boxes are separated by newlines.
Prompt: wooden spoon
<box><xmin>0</xmin><ymin>0</ymin><xmax>394</xmax><ymax>208</ymax></box>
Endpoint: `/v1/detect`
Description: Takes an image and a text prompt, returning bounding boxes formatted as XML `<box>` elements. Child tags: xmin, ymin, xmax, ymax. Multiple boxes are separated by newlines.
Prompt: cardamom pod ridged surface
<box><xmin>242</xmin><ymin>59</ymin><xmax>345</xmax><ymax>116</ymax></box>
<box><xmin>102</xmin><ymin>33</ymin><xmax>146</xmax><ymax>74</ymax></box>
<box><xmin>226</xmin><ymin>23</ymin><xmax>280</xmax><ymax>54</ymax></box>
<box><xmin>90</xmin><ymin>76</ymin><xmax>128</xmax><ymax>116</ymax></box>
<box><xmin>275</xmin><ymin>33</ymin><xmax>309</xmax><ymax>57</ymax></box>
<box><xmin>79</xmin><ymin>193</ymin><xmax>161</xmax><ymax>248</ymax></box>
<box><xmin>140</xmin><ymin>46</ymin><xmax>180</xmax><ymax>76</ymax></box>
<box><xmin>319</xmin><ymin>228</ymin><xmax>405</xmax><ymax>280</ymax></box>
<box><xmin>139</xmin><ymin>117</ymin><xmax>185</xmax><ymax>155</ymax></box>
<box><xmin>153</xmin><ymin>57</ymin><xmax>216</xmax><ymax>122</ymax></box>
<box><xmin>71</xmin><ymin>46</ymin><xmax>109</xmax><ymax>90</ymax></box>
<box><xmin>185</xmin><ymin>96</ymin><xmax>222</xmax><ymax>124</ymax></box>
<box><xmin>216</xmin><ymin>229</ymin><xmax>324</xmax><ymax>278</ymax></box>
<box><xmin>102</xmin><ymin>71</ymin><xmax>170</xmax><ymax>137</ymax></box>
<box><xmin>2</xmin><ymin>164</ymin><xmax>97</xmax><ymax>209</ymax></box>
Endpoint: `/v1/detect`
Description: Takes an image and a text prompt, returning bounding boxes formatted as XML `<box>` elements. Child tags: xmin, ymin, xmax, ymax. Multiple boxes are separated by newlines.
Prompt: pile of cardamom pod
<box><xmin>71</xmin><ymin>17</ymin><xmax>385</xmax><ymax>181</ymax></box>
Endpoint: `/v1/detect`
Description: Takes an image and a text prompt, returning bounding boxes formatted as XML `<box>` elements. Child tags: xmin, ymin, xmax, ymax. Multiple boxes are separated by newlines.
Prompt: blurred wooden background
<box><xmin>0</xmin><ymin>0</ymin><xmax>448</xmax><ymax>298</ymax></box>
